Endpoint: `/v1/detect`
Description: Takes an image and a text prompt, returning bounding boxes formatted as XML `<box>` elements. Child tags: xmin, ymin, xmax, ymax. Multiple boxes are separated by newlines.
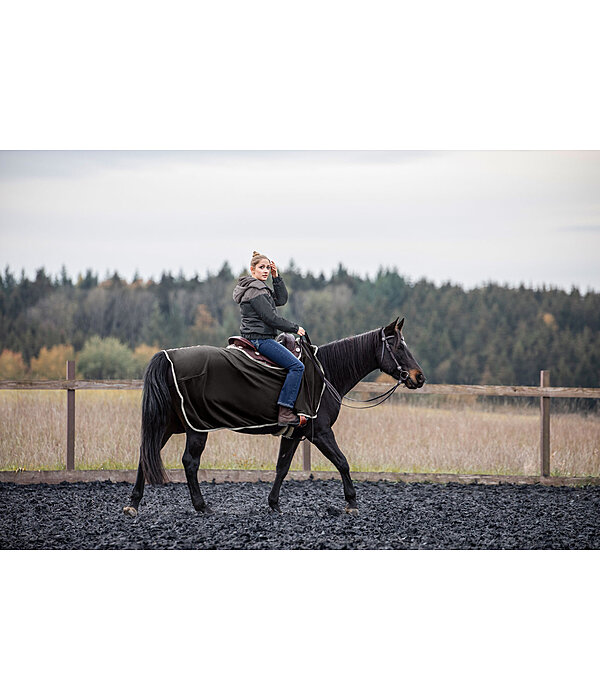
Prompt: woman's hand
<box><xmin>297</xmin><ymin>327</ymin><xmax>306</xmax><ymax>336</ymax></box>
<box><xmin>269</xmin><ymin>260</ymin><xmax>278</xmax><ymax>277</ymax></box>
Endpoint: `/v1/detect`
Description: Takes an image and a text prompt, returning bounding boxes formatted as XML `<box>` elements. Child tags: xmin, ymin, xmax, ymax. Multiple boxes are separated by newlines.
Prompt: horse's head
<box><xmin>378</xmin><ymin>317</ymin><xmax>426</xmax><ymax>390</ymax></box>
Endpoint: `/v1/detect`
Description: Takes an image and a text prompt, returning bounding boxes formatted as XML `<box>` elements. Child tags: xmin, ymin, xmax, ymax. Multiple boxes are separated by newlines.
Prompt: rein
<box><xmin>301</xmin><ymin>330</ymin><xmax>408</xmax><ymax>410</ymax></box>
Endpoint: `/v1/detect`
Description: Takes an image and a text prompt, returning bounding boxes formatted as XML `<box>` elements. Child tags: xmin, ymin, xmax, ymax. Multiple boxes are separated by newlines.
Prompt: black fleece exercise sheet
<box><xmin>164</xmin><ymin>342</ymin><xmax>325</xmax><ymax>431</ymax></box>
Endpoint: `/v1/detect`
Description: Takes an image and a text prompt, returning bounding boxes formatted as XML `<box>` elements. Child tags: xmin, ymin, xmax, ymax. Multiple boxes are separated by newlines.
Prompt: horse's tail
<box><xmin>140</xmin><ymin>351</ymin><xmax>171</xmax><ymax>485</ymax></box>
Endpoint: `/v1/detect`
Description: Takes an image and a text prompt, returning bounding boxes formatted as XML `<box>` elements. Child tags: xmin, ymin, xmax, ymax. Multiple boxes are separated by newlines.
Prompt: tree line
<box><xmin>0</xmin><ymin>263</ymin><xmax>599</xmax><ymax>388</ymax></box>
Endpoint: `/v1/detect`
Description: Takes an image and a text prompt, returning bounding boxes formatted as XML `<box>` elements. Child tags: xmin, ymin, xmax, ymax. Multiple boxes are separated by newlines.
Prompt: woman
<box><xmin>232</xmin><ymin>251</ymin><xmax>306</xmax><ymax>426</ymax></box>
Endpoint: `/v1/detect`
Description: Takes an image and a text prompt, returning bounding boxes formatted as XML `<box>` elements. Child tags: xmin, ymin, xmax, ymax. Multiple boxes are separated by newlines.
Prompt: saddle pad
<box><xmin>164</xmin><ymin>342</ymin><xmax>325</xmax><ymax>432</ymax></box>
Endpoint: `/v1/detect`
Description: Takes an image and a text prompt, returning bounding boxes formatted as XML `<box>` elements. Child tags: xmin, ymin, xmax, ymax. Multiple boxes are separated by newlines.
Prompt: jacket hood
<box><xmin>232</xmin><ymin>276</ymin><xmax>269</xmax><ymax>304</ymax></box>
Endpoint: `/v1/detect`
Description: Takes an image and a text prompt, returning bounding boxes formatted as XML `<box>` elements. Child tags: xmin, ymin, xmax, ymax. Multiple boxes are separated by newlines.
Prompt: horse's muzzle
<box><xmin>404</xmin><ymin>371</ymin><xmax>426</xmax><ymax>390</ymax></box>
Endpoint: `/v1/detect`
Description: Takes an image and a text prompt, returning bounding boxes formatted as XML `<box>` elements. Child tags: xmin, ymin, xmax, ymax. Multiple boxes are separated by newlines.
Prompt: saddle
<box><xmin>227</xmin><ymin>333</ymin><xmax>302</xmax><ymax>368</ymax></box>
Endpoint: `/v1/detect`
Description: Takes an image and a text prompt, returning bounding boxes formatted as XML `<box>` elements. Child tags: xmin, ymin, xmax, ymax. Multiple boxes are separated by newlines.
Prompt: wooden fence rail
<box><xmin>1</xmin><ymin>362</ymin><xmax>599</xmax><ymax>477</ymax></box>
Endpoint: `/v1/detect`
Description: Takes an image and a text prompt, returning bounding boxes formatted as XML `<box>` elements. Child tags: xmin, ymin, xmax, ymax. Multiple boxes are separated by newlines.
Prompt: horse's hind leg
<box><xmin>268</xmin><ymin>437</ymin><xmax>301</xmax><ymax>514</ymax></box>
<box><xmin>182</xmin><ymin>430</ymin><xmax>212</xmax><ymax>514</ymax></box>
<box><xmin>310</xmin><ymin>429</ymin><xmax>358</xmax><ymax>514</ymax></box>
<box><xmin>123</xmin><ymin>465</ymin><xmax>146</xmax><ymax>517</ymax></box>
<box><xmin>124</xmin><ymin>429</ymin><xmax>173</xmax><ymax>517</ymax></box>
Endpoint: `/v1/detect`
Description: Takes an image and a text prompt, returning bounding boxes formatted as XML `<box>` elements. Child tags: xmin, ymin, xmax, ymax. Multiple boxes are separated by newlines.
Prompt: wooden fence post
<box><xmin>302</xmin><ymin>440</ymin><xmax>312</xmax><ymax>472</ymax></box>
<box><xmin>540</xmin><ymin>370</ymin><xmax>550</xmax><ymax>478</ymax></box>
<box><xmin>66</xmin><ymin>360</ymin><xmax>75</xmax><ymax>471</ymax></box>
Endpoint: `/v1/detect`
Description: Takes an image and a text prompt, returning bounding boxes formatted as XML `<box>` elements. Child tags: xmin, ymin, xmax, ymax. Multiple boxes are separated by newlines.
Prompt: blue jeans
<box><xmin>250</xmin><ymin>338</ymin><xmax>305</xmax><ymax>409</ymax></box>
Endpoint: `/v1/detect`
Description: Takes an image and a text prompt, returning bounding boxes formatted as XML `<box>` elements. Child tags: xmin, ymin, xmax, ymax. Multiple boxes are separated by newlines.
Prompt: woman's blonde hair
<box><xmin>250</xmin><ymin>251</ymin><xmax>269</xmax><ymax>269</ymax></box>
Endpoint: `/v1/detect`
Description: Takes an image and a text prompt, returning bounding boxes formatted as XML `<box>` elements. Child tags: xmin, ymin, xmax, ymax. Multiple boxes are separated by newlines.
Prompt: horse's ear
<box><xmin>384</xmin><ymin>318</ymin><xmax>399</xmax><ymax>336</ymax></box>
<box><xmin>397</xmin><ymin>318</ymin><xmax>405</xmax><ymax>333</ymax></box>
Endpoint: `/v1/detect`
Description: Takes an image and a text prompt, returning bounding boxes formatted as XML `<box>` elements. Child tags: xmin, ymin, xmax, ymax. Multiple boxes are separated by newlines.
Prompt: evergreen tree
<box><xmin>1</xmin><ymin>265</ymin><xmax>598</xmax><ymax>388</ymax></box>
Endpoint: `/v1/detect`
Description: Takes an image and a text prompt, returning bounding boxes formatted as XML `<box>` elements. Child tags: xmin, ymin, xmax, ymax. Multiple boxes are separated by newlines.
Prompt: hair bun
<box><xmin>250</xmin><ymin>250</ymin><xmax>269</xmax><ymax>268</ymax></box>
<box><xmin>252</xmin><ymin>250</ymin><xmax>261</xmax><ymax>256</ymax></box>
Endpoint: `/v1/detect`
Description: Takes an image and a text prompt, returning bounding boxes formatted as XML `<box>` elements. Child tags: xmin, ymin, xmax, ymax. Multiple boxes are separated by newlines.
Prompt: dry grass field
<box><xmin>0</xmin><ymin>390</ymin><xmax>598</xmax><ymax>477</ymax></box>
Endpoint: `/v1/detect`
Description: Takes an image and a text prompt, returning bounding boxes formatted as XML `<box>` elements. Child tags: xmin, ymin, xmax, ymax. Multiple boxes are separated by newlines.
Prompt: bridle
<box><xmin>301</xmin><ymin>328</ymin><xmax>411</xmax><ymax>410</ymax></box>
<box><xmin>380</xmin><ymin>329</ymin><xmax>410</xmax><ymax>384</ymax></box>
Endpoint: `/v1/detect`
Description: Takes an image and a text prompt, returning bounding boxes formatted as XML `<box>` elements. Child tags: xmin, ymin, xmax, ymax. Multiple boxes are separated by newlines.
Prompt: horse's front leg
<box><xmin>182</xmin><ymin>430</ymin><xmax>212</xmax><ymax>514</ymax></box>
<box><xmin>268</xmin><ymin>436</ymin><xmax>301</xmax><ymax>514</ymax></box>
<box><xmin>310</xmin><ymin>429</ymin><xmax>358</xmax><ymax>514</ymax></box>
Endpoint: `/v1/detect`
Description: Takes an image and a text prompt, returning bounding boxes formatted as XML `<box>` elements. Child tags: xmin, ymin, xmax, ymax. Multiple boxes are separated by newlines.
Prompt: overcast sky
<box><xmin>1</xmin><ymin>150</ymin><xmax>599</xmax><ymax>290</ymax></box>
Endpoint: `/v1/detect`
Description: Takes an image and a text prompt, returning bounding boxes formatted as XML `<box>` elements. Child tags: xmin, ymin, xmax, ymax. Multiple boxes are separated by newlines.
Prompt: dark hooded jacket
<box><xmin>232</xmin><ymin>275</ymin><xmax>299</xmax><ymax>339</ymax></box>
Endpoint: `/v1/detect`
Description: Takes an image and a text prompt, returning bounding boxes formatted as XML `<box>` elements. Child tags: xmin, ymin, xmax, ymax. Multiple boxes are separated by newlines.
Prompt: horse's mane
<box><xmin>316</xmin><ymin>328</ymin><xmax>380</xmax><ymax>390</ymax></box>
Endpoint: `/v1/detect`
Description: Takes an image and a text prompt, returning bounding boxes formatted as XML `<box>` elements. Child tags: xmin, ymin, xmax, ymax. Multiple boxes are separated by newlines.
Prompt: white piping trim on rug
<box><xmin>297</xmin><ymin>344</ymin><xmax>325</xmax><ymax>419</ymax></box>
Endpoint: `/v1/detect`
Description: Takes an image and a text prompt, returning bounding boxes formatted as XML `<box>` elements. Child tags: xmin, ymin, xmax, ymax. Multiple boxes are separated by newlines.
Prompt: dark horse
<box><xmin>123</xmin><ymin>317</ymin><xmax>425</xmax><ymax>517</ymax></box>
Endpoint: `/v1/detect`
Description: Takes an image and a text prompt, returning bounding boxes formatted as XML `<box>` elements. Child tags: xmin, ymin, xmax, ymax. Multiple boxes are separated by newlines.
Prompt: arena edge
<box><xmin>1</xmin><ymin>468</ymin><xmax>598</xmax><ymax>488</ymax></box>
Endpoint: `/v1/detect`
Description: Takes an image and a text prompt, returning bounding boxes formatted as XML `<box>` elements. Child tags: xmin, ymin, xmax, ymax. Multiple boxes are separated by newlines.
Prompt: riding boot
<box><xmin>277</xmin><ymin>405</ymin><xmax>306</xmax><ymax>427</ymax></box>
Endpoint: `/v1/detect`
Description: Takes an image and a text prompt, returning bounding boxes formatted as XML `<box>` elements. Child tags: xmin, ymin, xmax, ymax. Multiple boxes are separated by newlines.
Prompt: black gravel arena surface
<box><xmin>1</xmin><ymin>479</ymin><xmax>599</xmax><ymax>549</ymax></box>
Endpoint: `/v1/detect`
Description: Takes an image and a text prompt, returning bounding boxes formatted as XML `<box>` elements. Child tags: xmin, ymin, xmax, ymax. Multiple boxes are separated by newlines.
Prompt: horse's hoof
<box><xmin>345</xmin><ymin>506</ymin><xmax>359</xmax><ymax>516</ymax></box>
<box><xmin>199</xmin><ymin>505</ymin><xmax>214</xmax><ymax>515</ymax></box>
<box><xmin>123</xmin><ymin>506</ymin><xmax>138</xmax><ymax>517</ymax></box>
<box><xmin>269</xmin><ymin>502</ymin><xmax>283</xmax><ymax>515</ymax></box>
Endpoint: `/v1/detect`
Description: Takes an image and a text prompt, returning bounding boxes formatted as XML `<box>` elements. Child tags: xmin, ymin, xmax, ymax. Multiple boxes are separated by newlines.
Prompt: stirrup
<box><xmin>277</xmin><ymin>416</ymin><xmax>307</xmax><ymax>428</ymax></box>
